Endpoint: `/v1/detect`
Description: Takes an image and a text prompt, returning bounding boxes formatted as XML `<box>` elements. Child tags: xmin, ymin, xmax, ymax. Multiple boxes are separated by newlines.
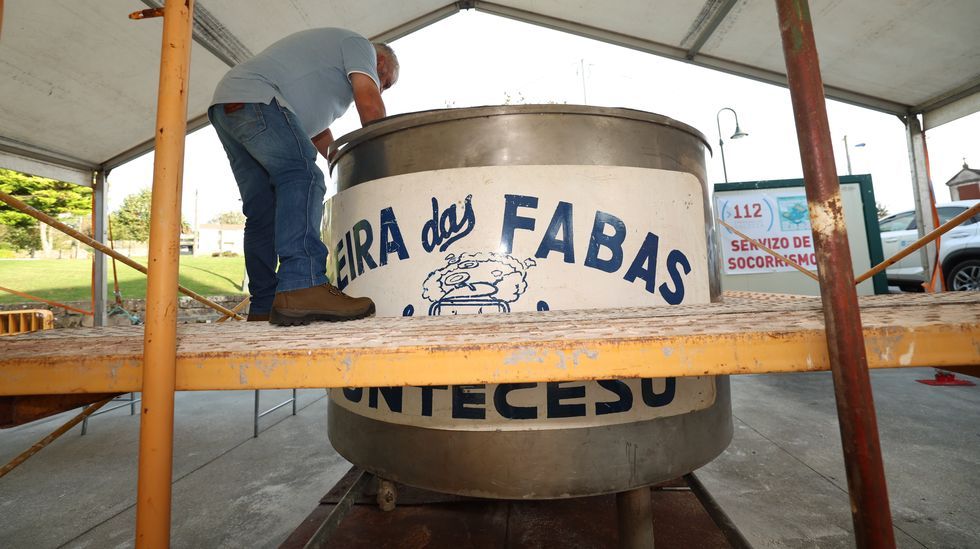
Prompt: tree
<box><xmin>110</xmin><ymin>189</ymin><xmax>153</xmax><ymax>242</ymax></box>
<box><xmin>0</xmin><ymin>168</ymin><xmax>92</xmax><ymax>253</ymax></box>
<box><xmin>109</xmin><ymin>189</ymin><xmax>193</xmax><ymax>243</ymax></box>
<box><xmin>876</xmin><ymin>202</ymin><xmax>889</xmax><ymax>219</ymax></box>
<box><xmin>0</xmin><ymin>225</ymin><xmax>40</xmax><ymax>253</ymax></box>
<box><xmin>210</xmin><ymin>210</ymin><xmax>246</xmax><ymax>225</ymax></box>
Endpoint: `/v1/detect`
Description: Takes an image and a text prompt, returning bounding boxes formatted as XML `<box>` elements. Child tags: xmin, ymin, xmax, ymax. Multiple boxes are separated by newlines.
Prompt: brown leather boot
<box><xmin>246</xmin><ymin>312</ymin><xmax>269</xmax><ymax>322</ymax></box>
<box><xmin>269</xmin><ymin>283</ymin><xmax>375</xmax><ymax>326</ymax></box>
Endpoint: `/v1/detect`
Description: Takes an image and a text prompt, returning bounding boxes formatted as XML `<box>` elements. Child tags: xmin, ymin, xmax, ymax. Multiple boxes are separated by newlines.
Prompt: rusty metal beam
<box><xmin>774</xmin><ymin>1</ymin><xmax>896</xmax><ymax>547</ymax></box>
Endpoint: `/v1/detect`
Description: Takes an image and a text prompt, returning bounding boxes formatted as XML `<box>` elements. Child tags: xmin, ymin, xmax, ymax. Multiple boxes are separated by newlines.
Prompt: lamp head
<box><xmin>730</xmin><ymin>126</ymin><xmax>749</xmax><ymax>140</ymax></box>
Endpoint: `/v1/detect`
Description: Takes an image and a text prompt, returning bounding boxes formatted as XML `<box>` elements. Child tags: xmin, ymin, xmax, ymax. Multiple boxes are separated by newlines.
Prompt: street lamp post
<box><xmin>843</xmin><ymin>135</ymin><xmax>866</xmax><ymax>175</ymax></box>
<box><xmin>716</xmin><ymin>107</ymin><xmax>749</xmax><ymax>183</ymax></box>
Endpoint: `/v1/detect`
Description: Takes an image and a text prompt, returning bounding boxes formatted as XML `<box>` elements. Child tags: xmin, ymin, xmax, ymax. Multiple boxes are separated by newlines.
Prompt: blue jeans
<box><xmin>208</xmin><ymin>100</ymin><xmax>328</xmax><ymax>314</ymax></box>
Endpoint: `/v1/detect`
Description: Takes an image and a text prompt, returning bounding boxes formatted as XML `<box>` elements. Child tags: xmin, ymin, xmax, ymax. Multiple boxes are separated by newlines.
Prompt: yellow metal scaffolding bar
<box><xmin>133</xmin><ymin>1</ymin><xmax>194</xmax><ymax>546</ymax></box>
<box><xmin>2</xmin><ymin>292</ymin><xmax>977</xmax><ymax>396</ymax></box>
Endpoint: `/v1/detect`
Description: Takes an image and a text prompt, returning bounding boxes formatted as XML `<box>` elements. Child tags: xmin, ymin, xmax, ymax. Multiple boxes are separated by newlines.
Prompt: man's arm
<box><xmin>312</xmin><ymin>128</ymin><xmax>334</xmax><ymax>159</ymax></box>
<box><xmin>350</xmin><ymin>72</ymin><xmax>386</xmax><ymax>125</ymax></box>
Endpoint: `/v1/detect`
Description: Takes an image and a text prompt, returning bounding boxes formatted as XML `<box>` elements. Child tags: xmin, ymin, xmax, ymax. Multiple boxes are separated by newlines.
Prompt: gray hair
<box><xmin>373</xmin><ymin>42</ymin><xmax>399</xmax><ymax>73</ymax></box>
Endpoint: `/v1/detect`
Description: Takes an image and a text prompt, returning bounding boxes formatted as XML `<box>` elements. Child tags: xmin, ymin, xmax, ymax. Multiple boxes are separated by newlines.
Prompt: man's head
<box><xmin>373</xmin><ymin>43</ymin><xmax>399</xmax><ymax>93</ymax></box>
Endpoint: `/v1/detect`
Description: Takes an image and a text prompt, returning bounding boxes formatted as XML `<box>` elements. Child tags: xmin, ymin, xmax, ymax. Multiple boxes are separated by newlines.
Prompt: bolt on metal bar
<box><xmin>133</xmin><ymin>1</ymin><xmax>195</xmax><ymax>547</ymax></box>
<box><xmin>774</xmin><ymin>1</ymin><xmax>895</xmax><ymax>547</ymax></box>
<box><xmin>0</xmin><ymin>190</ymin><xmax>243</xmax><ymax>320</ymax></box>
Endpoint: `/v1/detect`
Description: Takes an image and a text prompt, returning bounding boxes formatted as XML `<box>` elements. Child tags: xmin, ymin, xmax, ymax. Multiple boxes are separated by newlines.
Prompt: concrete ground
<box><xmin>1</xmin><ymin>369</ymin><xmax>977</xmax><ymax>548</ymax></box>
<box><xmin>699</xmin><ymin>369</ymin><xmax>980</xmax><ymax>549</ymax></box>
<box><xmin>0</xmin><ymin>390</ymin><xmax>348</xmax><ymax>548</ymax></box>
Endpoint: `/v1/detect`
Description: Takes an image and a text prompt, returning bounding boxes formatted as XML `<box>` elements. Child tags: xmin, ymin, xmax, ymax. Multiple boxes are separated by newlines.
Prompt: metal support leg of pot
<box><xmin>617</xmin><ymin>487</ymin><xmax>654</xmax><ymax>549</ymax></box>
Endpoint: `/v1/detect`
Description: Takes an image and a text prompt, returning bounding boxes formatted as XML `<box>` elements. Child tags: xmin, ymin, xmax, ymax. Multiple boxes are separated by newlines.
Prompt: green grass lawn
<box><xmin>0</xmin><ymin>256</ymin><xmax>247</xmax><ymax>305</ymax></box>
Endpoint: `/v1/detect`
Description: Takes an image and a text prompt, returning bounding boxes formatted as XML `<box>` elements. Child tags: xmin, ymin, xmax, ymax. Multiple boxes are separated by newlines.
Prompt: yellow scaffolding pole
<box><xmin>132</xmin><ymin>1</ymin><xmax>194</xmax><ymax>546</ymax></box>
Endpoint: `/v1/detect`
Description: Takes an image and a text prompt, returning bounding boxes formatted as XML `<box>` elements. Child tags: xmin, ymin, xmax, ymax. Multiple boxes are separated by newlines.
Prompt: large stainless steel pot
<box><xmin>323</xmin><ymin>105</ymin><xmax>731</xmax><ymax>499</ymax></box>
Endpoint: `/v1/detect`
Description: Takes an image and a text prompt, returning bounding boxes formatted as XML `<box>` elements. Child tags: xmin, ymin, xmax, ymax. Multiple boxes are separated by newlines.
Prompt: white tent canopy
<box><xmin>2</xmin><ymin>0</ymin><xmax>979</xmax><ymax>187</ymax></box>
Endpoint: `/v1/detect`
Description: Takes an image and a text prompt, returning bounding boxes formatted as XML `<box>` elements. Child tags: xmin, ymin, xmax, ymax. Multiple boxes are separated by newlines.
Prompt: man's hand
<box><xmin>312</xmin><ymin>128</ymin><xmax>334</xmax><ymax>160</ymax></box>
<box><xmin>351</xmin><ymin>72</ymin><xmax>386</xmax><ymax>125</ymax></box>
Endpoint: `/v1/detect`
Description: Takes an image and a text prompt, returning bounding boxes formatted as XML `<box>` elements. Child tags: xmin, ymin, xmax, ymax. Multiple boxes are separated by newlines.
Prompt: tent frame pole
<box><xmin>905</xmin><ymin>115</ymin><xmax>938</xmax><ymax>287</ymax></box>
<box><xmin>92</xmin><ymin>169</ymin><xmax>108</xmax><ymax>326</ymax></box>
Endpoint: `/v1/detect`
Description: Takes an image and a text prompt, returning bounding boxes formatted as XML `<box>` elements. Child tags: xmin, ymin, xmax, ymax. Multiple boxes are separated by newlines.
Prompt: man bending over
<box><xmin>209</xmin><ymin>28</ymin><xmax>399</xmax><ymax>325</ymax></box>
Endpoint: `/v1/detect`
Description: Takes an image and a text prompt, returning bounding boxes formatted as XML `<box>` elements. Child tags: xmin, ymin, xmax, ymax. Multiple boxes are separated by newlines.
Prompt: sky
<box><xmin>108</xmin><ymin>10</ymin><xmax>980</xmax><ymax>226</ymax></box>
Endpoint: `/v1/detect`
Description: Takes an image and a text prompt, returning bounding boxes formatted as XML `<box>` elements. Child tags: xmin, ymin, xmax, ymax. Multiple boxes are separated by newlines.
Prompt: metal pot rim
<box><xmin>328</xmin><ymin>104</ymin><xmax>712</xmax><ymax>168</ymax></box>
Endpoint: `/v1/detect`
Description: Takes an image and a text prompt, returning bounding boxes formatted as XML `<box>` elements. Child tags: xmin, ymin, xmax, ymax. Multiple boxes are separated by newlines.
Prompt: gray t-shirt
<box><xmin>211</xmin><ymin>28</ymin><xmax>379</xmax><ymax>138</ymax></box>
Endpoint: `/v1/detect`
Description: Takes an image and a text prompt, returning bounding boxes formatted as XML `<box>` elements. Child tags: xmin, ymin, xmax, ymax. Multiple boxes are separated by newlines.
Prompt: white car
<box><xmin>878</xmin><ymin>199</ymin><xmax>980</xmax><ymax>291</ymax></box>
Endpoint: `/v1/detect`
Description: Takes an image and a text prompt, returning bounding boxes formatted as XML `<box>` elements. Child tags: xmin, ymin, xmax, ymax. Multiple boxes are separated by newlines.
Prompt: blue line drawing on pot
<box><xmin>422</xmin><ymin>252</ymin><xmax>537</xmax><ymax>315</ymax></box>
